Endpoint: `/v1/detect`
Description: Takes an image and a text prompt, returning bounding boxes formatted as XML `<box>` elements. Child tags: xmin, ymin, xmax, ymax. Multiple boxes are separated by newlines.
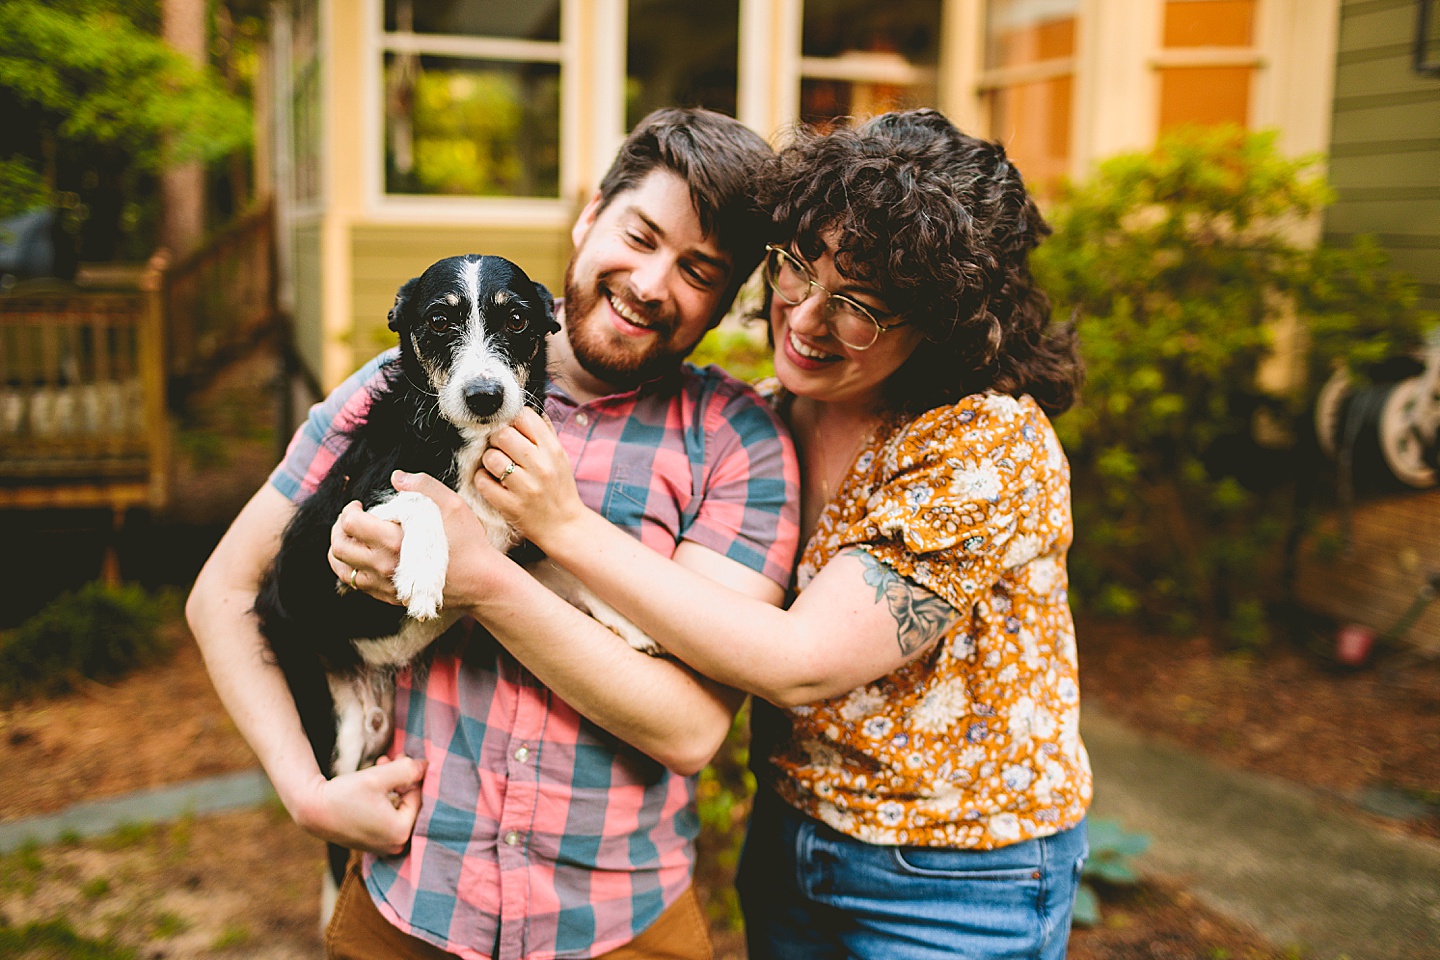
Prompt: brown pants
<box><xmin>325</xmin><ymin>855</ymin><xmax>714</xmax><ymax>960</ymax></box>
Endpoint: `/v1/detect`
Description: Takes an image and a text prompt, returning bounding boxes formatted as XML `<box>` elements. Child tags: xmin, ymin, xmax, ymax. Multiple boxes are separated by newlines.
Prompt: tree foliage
<box><xmin>0</xmin><ymin>0</ymin><xmax>251</xmax><ymax>237</ymax></box>
<box><xmin>1034</xmin><ymin>126</ymin><xmax>1435</xmax><ymax>644</ymax></box>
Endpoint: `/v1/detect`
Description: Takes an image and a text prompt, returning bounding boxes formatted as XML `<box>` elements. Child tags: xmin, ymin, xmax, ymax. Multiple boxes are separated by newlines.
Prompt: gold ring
<box><xmin>350</xmin><ymin>567</ymin><xmax>359</xmax><ymax>589</ymax></box>
<box><xmin>500</xmin><ymin>462</ymin><xmax>516</xmax><ymax>484</ymax></box>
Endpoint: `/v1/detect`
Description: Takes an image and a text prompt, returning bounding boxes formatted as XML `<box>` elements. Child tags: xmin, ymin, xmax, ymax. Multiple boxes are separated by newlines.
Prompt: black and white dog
<box><xmin>254</xmin><ymin>255</ymin><xmax>655</xmax><ymax>810</ymax></box>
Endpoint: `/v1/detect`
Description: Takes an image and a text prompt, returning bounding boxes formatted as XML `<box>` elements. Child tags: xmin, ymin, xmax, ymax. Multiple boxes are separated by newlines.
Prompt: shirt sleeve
<box><xmin>267</xmin><ymin>349</ymin><xmax>396</xmax><ymax>503</ymax></box>
<box><xmin>831</xmin><ymin>394</ymin><xmax>1062</xmax><ymax>614</ymax></box>
<box><xmin>682</xmin><ymin>371</ymin><xmax>801</xmax><ymax>589</ymax></box>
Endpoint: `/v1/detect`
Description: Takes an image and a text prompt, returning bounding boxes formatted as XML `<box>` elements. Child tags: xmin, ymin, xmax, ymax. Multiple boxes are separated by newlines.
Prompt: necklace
<box><xmin>803</xmin><ymin>403</ymin><xmax>878</xmax><ymax>509</ymax></box>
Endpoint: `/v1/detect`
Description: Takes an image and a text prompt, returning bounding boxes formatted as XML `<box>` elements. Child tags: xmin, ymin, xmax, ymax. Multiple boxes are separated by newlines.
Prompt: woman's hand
<box><xmin>474</xmin><ymin>408</ymin><xmax>589</xmax><ymax>549</ymax></box>
<box><xmin>328</xmin><ymin>471</ymin><xmax>515</xmax><ymax>612</ymax></box>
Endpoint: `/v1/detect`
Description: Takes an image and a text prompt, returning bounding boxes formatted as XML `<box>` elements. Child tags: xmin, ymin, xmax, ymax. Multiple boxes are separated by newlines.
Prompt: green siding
<box><xmin>348</xmin><ymin>223</ymin><xmax>571</xmax><ymax>372</ymax></box>
<box><xmin>1324</xmin><ymin>0</ymin><xmax>1440</xmax><ymax>311</ymax></box>
<box><xmin>292</xmin><ymin>222</ymin><xmax>324</xmax><ymax>386</ymax></box>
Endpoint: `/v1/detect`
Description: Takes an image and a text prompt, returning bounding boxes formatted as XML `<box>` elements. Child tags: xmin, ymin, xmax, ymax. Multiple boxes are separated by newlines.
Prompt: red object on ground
<box><xmin>1335</xmin><ymin>623</ymin><xmax>1377</xmax><ymax>666</ymax></box>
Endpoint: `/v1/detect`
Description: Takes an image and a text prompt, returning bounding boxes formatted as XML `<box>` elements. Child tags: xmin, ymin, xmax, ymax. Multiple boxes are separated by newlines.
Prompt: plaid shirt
<box><xmin>270</xmin><ymin>348</ymin><xmax>799</xmax><ymax>960</ymax></box>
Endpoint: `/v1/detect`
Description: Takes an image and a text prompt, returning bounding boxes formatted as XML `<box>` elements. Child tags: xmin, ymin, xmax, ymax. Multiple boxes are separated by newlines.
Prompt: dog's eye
<box><xmin>427</xmin><ymin>313</ymin><xmax>449</xmax><ymax>333</ymax></box>
<box><xmin>506</xmin><ymin>313</ymin><xmax>528</xmax><ymax>333</ymax></box>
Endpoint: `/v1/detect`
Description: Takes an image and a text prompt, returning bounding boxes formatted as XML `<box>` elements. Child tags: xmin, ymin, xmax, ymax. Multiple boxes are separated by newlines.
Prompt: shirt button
<box><xmin>574</xmin><ymin>411</ymin><xmax>589</xmax><ymax>426</ymax></box>
<box><xmin>504</xmin><ymin>831</ymin><xmax>522</xmax><ymax>846</ymax></box>
<box><xmin>513</xmin><ymin>745</ymin><xmax>529</xmax><ymax>763</ymax></box>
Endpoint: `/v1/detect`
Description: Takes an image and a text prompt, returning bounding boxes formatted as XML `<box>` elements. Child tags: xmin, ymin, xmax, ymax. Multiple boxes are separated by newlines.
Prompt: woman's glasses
<box><xmin>763</xmin><ymin>245</ymin><xmax>906</xmax><ymax>351</ymax></box>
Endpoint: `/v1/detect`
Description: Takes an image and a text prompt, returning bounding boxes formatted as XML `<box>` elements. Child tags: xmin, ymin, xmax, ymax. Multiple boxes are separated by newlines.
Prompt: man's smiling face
<box><xmin>561</xmin><ymin>169</ymin><xmax>733</xmax><ymax>391</ymax></box>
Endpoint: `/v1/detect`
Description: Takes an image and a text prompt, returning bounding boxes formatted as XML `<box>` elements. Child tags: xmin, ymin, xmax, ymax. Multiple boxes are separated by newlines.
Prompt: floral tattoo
<box><xmin>854</xmin><ymin>549</ymin><xmax>957</xmax><ymax>657</ymax></box>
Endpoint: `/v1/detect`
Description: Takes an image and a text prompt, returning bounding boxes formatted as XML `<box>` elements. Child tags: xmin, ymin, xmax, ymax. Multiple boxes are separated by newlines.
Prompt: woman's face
<box><xmin>769</xmin><ymin>238</ymin><xmax>925</xmax><ymax>413</ymax></box>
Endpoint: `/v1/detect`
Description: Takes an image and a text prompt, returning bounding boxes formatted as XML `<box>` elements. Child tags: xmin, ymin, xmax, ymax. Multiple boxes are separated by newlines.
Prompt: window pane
<box><xmin>985</xmin><ymin>0</ymin><xmax>1078</xmax><ymax>69</ymax></box>
<box><xmin>985</xmin><ymin>74</ymin><xmax>1072</xmax><ymax>191</ymax></box>
<box><xmin>1163</xmin><ymin>0</ymin><xmax>1255</xmax><ymax>48</ymax></box>
<box><xmin>800</xmin><ymin>0</ymin><xmax>941</xmax><ymax>127</ymax></box>
<box><xmin>384</xmin><ymin>0</ymin><xmax>561</xmax><ymax>40</ymax></box>
<box><xmin>801</xmin><ymin>0</ymin><xmax>941</xmax><ymax>64</ymax></box>
<box><xmin>626</xmin><ymin>0</ymin><xmax>740</xmax><ymax>129</ymax></box>
<box><xmin>291</xmin><ymin>0</ymin><xmax>321</xmax><ymax>204</ymax></box>
<box><xmin>384</xmin><ymin>54</ymin><xmax>560</xmax><ymax>197</ymax></box>
<box><xmin>799</xmin><ymin>79</ymin><xmax>936</xmax><ymax>128</ymax></box>
<box><xmin>1157</xmin><ymin>66</ymin><xmax>1251</xmax><ymax>131</ymax></box>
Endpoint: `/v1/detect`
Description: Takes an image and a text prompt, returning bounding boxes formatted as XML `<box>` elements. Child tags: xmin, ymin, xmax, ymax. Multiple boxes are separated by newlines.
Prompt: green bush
<box><xmin>690</xmin><ymin>325</ymin><xmax>775</xmax><ymax>385</ymax></box>
<box><xmin>0</xmin><ymin>581</ymin><xmax>173</xmax><ymax>703</ymax></box>
<box><xmin>1034</xmin><ymin>126</ymin><xmax>1435</xmax><ymax>644</ymax></box>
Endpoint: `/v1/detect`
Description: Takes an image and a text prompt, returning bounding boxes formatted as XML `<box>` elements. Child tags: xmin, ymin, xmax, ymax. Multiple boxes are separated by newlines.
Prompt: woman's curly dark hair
<box><xmin>762</xmin><ymin>109</ymin><xmax>1081</xmax><ymax>417</ymax></box>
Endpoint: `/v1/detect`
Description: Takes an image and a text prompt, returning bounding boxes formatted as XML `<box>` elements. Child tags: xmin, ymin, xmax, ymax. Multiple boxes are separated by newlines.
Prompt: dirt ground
<box><xmin>1</xmin><ymin>617</ymin><xmax>1355</xmax><ymax>960</ymax></box>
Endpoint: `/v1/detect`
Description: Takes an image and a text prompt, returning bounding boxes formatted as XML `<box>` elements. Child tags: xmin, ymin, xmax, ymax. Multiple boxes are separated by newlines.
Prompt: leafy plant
<box><xmin>1072</xmin><ymin>818</ymin><xmax>1151</xmax><ymax>928</ymax></box>
<box><xmin>694</xmin><ymin>706</ymin><xmax>756</xmax><ymax>932</ymax></box>
<box><xmin>0</xmin><ymin>917</ymin><xmax>136</xmax><ymax>960</ymax></box>
<box><xmin>1034</xmin><ymin>126</ymin><xmax>1435</xmax><ymax>644</ymax></box>
<box><xmin>0</xmin><ymin>581</ymin><xmax>173</xmax><ymax>703</ymax></box>
<box><xmin>690</xmin><ymin>324</ymin><xmax>774</xmax><ymax>385</ymax></box>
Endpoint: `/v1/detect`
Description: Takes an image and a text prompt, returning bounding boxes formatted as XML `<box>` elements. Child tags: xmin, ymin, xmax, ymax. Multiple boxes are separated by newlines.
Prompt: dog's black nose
<box><xmin>463</xmin><ymin>379</ymin><xmax>506</xmax><ymax>418</ymax></box>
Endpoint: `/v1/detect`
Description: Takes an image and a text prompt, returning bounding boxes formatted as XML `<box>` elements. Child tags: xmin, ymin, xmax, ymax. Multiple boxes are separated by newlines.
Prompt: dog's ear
<box><xmin>387</xmin><ymin>277</ymin><xmax>420</xmax><ymax>332</ymax></box>
<box><xmin>534</xmin><ymin>281</ymin><xmax>560</xmax><ymax>335</ymax></box>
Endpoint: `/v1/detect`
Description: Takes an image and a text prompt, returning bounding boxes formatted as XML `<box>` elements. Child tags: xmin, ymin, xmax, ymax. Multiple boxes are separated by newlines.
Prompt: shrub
<box><xmin>1034</xmin><ymin>126</ymin><xmax>1435</xmax><ymax>644</ymax></box>
<box><xmin>0</xmin><ymin>581</ymin><xmax>173</xmax><ymax>703</ymax></box>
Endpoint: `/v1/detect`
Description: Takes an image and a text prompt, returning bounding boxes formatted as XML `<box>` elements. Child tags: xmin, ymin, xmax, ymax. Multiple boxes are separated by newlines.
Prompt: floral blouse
<box><xmin>757</xmin><ymin>388</ymin><xmax>1092</xmax><ymax>849</ymax></box>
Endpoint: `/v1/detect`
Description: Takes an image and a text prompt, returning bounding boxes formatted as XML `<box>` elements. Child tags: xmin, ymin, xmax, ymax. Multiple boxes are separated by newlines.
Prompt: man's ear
<box><xmin>535</xmin><ymin>282</ymin><xmax>560</xmax><ymax>335</ymax></box>
<box><xmin>570</xmin><ymin>192</ymin><xmax>603</xmax><ymax>249</ymax></box>
<box><xmin>387</xmin><ymin>277</ymin><xmax>419</xmax><ymax>332</ymax></box>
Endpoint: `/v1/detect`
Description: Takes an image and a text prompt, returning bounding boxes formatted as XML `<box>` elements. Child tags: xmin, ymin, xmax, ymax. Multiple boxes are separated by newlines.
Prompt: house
<box><xmin>261</xmin><ymin>0</ymin><xmax>1357</xmax><ymax>393</ymax></box>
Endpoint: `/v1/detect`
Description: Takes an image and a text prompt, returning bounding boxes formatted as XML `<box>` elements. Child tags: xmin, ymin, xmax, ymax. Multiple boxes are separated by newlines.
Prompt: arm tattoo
<box><xmin>854</xmin><ymin>550</ymin><xmax>958</xmax><ymax>657</ymax></box>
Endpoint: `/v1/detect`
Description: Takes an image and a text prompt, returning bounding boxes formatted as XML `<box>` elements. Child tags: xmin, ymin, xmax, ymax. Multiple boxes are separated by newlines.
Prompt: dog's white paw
<box><xmin>528</xmin><ymin>558</ymin><xmax>666</xmax><ymax>656</ymax></box>
<box><xmin>369</xmin><ymin>491</ymin><xmax>450</xmax><ymax>621</ymax></box>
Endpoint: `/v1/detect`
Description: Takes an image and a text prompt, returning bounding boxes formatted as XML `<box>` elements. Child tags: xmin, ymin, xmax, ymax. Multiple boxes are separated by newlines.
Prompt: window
<box><xmin>381</xmin><ymin>0</ymin><xmax>562</xmax><ymax>198</ymax></box>
<box><xmin>799</xmin><ymin>0</ymin><xmax>942</xmax><ymax>127</ymax></box>
<box><xmin>626</xmin><ymin>0</ymin><xmax>741</xmax><ymax>129</ymax></box>
<box><xmin>980</xmin><ymin>0</ymin><xmax>1077</xmax><ymax>192</ymax></box>
<box><xmin>290</xmin><ymin>0</ymin><xmax>322</xmax><ymax>206</ymax></box>
<box><xmin>1418</xmin><ymin>0</ymin><xmax>1440</xmax><ymax>77</ymax></box>
<box><xmin>1155</xmin><ymin>0</ymin><xmax>1259</xmax><ymax>132</ymax></box>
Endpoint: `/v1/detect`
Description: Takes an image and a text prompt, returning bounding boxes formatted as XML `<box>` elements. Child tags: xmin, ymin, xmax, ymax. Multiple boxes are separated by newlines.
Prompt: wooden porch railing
<box><xmin>164</xmin><ymin>198</ymin><xmax>277</xmax><ymax>391</ymax></box>
<box><xmin>0</xmin><ymin>253</ymin><xmax>170</xmax><ymax>515</ymax></box>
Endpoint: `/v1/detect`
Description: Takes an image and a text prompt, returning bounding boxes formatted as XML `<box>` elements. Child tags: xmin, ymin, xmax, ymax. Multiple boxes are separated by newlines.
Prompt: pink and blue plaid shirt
<box><xmin>270</xmin><ymin>348</ymin><xmax>799</xmax><ymax>960</ymax></box>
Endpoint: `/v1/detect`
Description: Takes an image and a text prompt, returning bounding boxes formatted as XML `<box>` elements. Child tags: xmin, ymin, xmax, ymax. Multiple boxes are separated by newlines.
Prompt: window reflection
<box><xmin>626</xmin><ymin>0</ymin><xmax>740</xmax><ymax>129</ymax></box>
<box><xmin>799</xmin><ymin>0</ymin><xmax>940</xmax><ymax>128</ymax></box>
<box><xmin>384</xmin><ymin>54</ymin><xmax>560</xmax><ymax>198</ymax></box>
<box><xmin>982</xmin><ymin>0</ymin><xmax>1077</xmax><ymax>192</ymax></box>
<box><xmin>1157</xmin><ymin>0</ymin><xmax>1256</xmax><ymax>132</ymax></box>
<box><xmin>383</xmin><ymin>0</ymin><xmax>560</xmax><ymax>40</ymax></box>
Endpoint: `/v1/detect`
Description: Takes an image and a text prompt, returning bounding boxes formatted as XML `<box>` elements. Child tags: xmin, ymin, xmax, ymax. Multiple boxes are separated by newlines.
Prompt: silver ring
<box><xmin>350</xmin><ymin>566</ymin><xmax>359</xmax><ymax>589</ymax></box>
<box><xmin>500</xmin><ymin>461</ymin><xmax>516</xmax><ymax>484</ymax></box>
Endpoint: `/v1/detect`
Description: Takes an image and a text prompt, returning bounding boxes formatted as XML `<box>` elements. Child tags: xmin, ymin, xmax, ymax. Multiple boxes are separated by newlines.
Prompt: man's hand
<box><xmin>475</xmin><ymin>408</ymin><xmax>589</xmax><ymax>550</ymax></box>
<box><xmin>292</xmin><ymin>755</ymin><xmax>427</xmax><ymax>855</ymax></box>
<box><xmin>329</xmin><ymin>472</ymin><xmax>513</xmax><ymax>612</ymax></box>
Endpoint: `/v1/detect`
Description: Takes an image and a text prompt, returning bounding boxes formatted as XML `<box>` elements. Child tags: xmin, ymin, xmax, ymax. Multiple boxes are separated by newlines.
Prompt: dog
<box><xmin>253</xmin><ymin>256</ymin><xmax>657</xmax><ymax>886</ymax></box>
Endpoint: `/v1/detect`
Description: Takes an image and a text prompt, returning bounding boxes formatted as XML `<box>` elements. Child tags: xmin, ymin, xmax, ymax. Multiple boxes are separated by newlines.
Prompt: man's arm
<box><xmin>186</xmin><ymin>484</ymin><xmax>426</xmax><ymax>853</ymax></box>
<box><xmin>330</xmin><ymin>481</ymin><xmax>784</xmax><ymax>776</ymax></box>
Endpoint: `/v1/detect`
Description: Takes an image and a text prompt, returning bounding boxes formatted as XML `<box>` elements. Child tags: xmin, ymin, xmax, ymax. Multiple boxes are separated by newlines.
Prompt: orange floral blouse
<box><xmin>758</xmin><ymin>388</ymin><xmax>1092</xmax><ymax>849</ymax></box>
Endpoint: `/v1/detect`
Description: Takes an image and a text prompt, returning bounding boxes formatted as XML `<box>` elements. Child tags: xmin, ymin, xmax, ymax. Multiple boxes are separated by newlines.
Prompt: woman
<box><xmin>340</xmin><ymin>109</ymin><xmax>1090</xmax><ymax>959</ymax></box>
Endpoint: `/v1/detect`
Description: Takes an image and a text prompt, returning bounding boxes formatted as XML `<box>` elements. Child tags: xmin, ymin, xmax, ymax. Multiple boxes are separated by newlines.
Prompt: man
<box><xmin>186</xmin><ymin>108</ymin><xmax>799</xmax><ymax>960</ymax></box>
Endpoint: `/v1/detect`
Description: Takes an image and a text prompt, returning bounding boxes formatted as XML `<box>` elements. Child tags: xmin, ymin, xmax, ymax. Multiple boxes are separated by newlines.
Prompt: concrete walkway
<box><xmin>5</xmin><ymin>715</ymin><xmax>1439</xmax><ymax>960</ymax></box>
<box><xmin>1084</xmin><ymin>705</ymin><xmax>1440</xmax><ymax>960</ymax></box>
<box><xmin>0</xmin><ymin>769</ymin><xmax>275</xmax><ymax>854</ymax></box>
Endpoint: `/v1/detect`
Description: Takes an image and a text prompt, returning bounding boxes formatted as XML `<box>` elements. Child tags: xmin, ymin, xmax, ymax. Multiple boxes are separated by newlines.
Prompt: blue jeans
<box><xmin>736</xmin><ymin>790</ymin><xmax>1088</xmax><ymax>960</ymax></box>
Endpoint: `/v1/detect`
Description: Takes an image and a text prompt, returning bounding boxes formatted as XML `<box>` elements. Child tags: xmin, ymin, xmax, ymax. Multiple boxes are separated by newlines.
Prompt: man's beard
<box><xmin>562</xmin><ymin>262</ymin><xmax>691</xmax><ymax>392</ymax></box>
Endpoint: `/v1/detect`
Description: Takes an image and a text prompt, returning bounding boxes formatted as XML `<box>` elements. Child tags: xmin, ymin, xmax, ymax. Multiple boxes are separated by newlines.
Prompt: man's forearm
<box><xmin>468</xmin><ymin>557</ymin><xmax>742</xmax><ymax>776</ymax></box>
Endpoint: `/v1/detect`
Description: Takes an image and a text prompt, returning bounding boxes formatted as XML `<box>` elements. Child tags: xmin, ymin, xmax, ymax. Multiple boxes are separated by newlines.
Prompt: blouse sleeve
<box><xmin>831</xmin><ymin>393</ymin><xmax>1063</xmax><ymax>614</ymax></box>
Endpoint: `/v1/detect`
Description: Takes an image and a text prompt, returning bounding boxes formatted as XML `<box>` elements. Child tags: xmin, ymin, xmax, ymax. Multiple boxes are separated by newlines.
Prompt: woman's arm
<box><xmin>330</xmin><ymin>480</ymin><xmax>781</xmax><ymax>775</ymax></box>
<box><xmin>477</xmin><ymin>411</ymin><xmax>962</xmax><ymax>706</ymax></box>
